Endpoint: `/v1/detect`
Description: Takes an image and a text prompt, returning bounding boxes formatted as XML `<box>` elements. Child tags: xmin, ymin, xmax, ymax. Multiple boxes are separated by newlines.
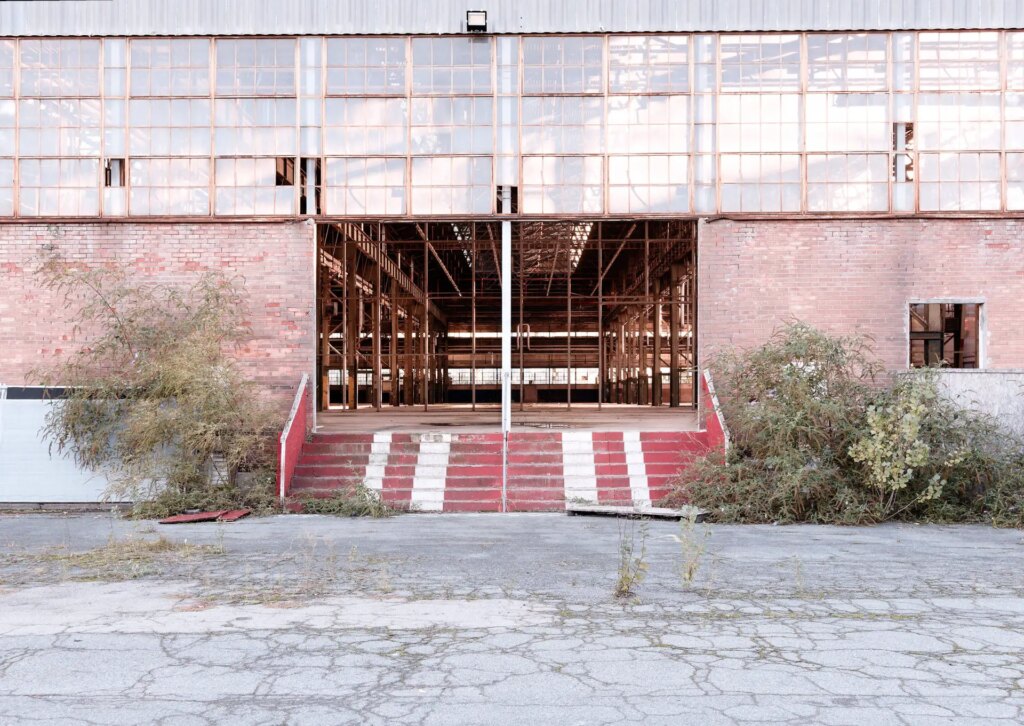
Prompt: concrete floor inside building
<box><xmin>315</xmin><ymin>404</ymin><xmax>701</xmax><ymax>433</ymax></box>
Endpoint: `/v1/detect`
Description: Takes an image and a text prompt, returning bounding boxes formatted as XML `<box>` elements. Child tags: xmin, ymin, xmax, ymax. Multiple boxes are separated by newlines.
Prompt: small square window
<box><xmin>910</xmin><ymin>302</ymin><xmax>980</xmax><ymax>368</ymax></box>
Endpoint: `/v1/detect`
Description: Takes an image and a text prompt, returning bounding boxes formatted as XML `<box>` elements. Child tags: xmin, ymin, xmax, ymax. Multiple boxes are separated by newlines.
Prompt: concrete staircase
<box><xmin>288</xmin><ymin>430</ymin><xmax>712</xmax><ymax>512</ymax></box>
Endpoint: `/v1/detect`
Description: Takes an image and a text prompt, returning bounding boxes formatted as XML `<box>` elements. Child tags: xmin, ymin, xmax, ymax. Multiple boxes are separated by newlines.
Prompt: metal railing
<box><xmin>278</xmin><ymin>373</ymin><xmax>310</xmax><ymax>502</ymax></box>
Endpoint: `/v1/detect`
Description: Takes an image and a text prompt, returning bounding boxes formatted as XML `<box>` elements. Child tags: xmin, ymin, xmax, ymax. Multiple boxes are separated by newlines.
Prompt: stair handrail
<box><xmin>279</xmin><ymin>373</ymin><xmax>310</xmax><ymax>502</ymax></box>
<box><xmin>701</xmin><ymin>368</ymin><xmax>730</xmax><ymax>452</ymax></box>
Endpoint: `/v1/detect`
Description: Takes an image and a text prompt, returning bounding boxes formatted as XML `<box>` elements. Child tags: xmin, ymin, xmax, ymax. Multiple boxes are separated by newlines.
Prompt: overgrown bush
<box><xmin>664</xmin><ymin>323</ymin><xmax>1024</xmax><ymax>526</ymax></box>
<box><xmin>130</xmin><ymin>473</ymin><xmax>281</xmax><ymax>520</ymax></box>
<box><xmin>36</xmin><ymin>254</ymin><xmax>280</xmax><ymax>516</ymax></box>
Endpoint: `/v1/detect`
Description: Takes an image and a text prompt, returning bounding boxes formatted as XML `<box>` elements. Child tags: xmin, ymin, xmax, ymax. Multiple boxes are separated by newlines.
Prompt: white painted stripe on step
<box><xmin>412</xmin><ymin>433</ymin><xmax>450</xmax><ymax>512</ymax></box>
<box><xmin>363</xmin><ymin>432</ymin><xmax>392</xmax><ymax>494</ymax></box>
<box><xmin>623</xmin><ymin>431</ymin><xmax>651</xmax><ymax>506</ymax></box>
<box><xmin>415</xmin><ymin>452</ymin><xmax>449</xmax><ymax>467</ymax></box>
<box><xmin>562</xmin><ymin>431</ymin><xmax>597</xmax><ymax>505</ymax></box>
<box><xmin>562</xmin><ymin>452</ymin><xmax>600</xmax><ymax>466</ymax></box>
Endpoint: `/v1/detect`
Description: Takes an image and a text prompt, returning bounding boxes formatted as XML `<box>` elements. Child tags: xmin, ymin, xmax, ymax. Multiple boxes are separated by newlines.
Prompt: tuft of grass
<box><xmin>202</xmin><ymin>536</ymin><xmax>339</xmax><ymax>605</ymax></box>
<box><xmin>614</xmin><ymin>519</ymin><xmax>648</xmax><ymax>599</ymax></box>
<box><xmin>40</xmin><ymin>534</ymin><xmax>224</xmax><ymax>581</ymax></box>
<box><xmin>298</xmin><ymin>484</ymin><xmax>400</xmax><ymax>518</ymax></box>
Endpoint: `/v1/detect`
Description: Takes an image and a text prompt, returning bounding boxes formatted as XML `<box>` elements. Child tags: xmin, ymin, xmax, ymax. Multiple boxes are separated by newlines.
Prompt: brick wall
<box><xmin>698</xmin><ymin>218</ymin><xmax>1024</xmax><ymax>371</ymax></box>
<box><xmin>0</xmin><ymin>221</ymin><xmax>316</xmax><ymax>408</ymax></box>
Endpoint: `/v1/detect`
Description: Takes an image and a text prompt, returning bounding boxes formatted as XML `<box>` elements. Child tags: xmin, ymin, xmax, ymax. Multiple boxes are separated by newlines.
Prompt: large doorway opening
<box><xmin>316</xmin><ymin>219</ymin><xmax>697</xmax><ymax>420</ymax></box>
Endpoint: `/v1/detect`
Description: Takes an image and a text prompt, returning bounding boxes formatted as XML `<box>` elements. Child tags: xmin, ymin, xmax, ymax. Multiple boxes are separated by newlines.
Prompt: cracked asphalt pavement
<box><xmin>1</xmin><ymin>513</ymin><xmax>1024</xmax><ymax>724</ymax></box>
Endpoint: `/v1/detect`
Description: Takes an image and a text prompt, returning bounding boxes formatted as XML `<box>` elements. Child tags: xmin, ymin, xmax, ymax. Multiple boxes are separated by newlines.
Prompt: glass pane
<box><xmin>720</xmin><ymin>34</ymin><xmax>800</xmax><ymax>92</ymax></box>
<box><xmin>326</xmin><ymin>38</ymin><xmax>406</xmax><ymax>95</ymax></box>
<box><xmin>20</xmin><ymin>40</ymin><xmax>101</xmax><ymax>96</ymax></box>
<box><xmin>608</xmin><ymin>35</ymin><xmax>689</xmax><ymax>93</ymax></box>
<box><xmin>215</xmin><ymin>39</ymin><xmax>295</xmax><ymax>96</ymax></box>
<box><xmin>522</xmin><ymin>37</ymin><xmax>602</xmax><ymax>94</ymax></box>
<box><xmin>130</xmin><ymin>39</ymin><xmax>210</xmax><ymax>96</ymax></box>
<box><xmin>412</xmin><ymin>37</ymin><xmax>491</xmax><ymax>94</ymax></box>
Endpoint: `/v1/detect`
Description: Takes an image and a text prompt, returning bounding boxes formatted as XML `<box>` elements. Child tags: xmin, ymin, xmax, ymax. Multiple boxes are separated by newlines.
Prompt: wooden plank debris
<box><xmin>158</xmin><ymin>508</ymin><xmax>251</xmax><ymax>524</ymax></box>
<box><xmin>565</xmin><ymin>503</ymin><xmax>706</xmax><ymax>521</ymax></box>
<box><xmin>158</xmin><ymin>510</ymin><xmax>228</xmax><ymax>524</ymax></box>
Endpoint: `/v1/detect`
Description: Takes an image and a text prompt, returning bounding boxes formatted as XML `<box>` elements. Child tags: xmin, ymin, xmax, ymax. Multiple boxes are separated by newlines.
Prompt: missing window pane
<box><xmin>496</xmin><ymin>185</ymin><xmax>518</xmax><ymax>214</ymax></box>
<box><xmin>300</xmin><ymin>157</ymin><xmax>322</xmax><ymax>215</ymax></box>
<box><xmin>892</xmin><ymin>122</ymin><xmax>915</xmax><ymax>182</ymax></box>
<box><xmin>104</xmin><ymin>158</ymin><xmax>125</xmax><ymax>188</ymax></box>
<box><xmin>275</xmin><ymin>157</ymin><xmax>295</xmax><ymax>186</ymax></box>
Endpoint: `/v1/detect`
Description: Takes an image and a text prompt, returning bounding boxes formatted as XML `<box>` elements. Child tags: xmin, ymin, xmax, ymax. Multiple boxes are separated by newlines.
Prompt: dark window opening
<box><xmin>300</xmin><ymin>157</ymin><xmax>322</xmax><ymax>215</ymax></box>
<box><xmin>496</xmin><ymin>185</ymin><xmax>518</xmax><ymax>214</ymax></box>
<box><xmin>892</xmin><ymin>122</ymin><xmax>914</xmax><ymax>182</ymax></box>
<box><xmin>910</xmin><ymin>302</ymin><xmax>979</xmax><ymax>369</ymax></box>
<box><xmin>104</xmin><ymin>158</ymin><xmax>125</xmax><ymax>188</ymax></box>
<box><xmin>275</xmin><ymin>157</ymin><xmax>295</xmax><ymax>186</ymax></box>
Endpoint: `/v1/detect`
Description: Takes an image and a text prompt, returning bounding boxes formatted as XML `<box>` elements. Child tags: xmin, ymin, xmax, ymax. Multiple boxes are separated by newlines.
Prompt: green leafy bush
<box><xmin>664</xmin><ymin>323</ymin><xmax>1024</xmax><ymax>526</ymax></box>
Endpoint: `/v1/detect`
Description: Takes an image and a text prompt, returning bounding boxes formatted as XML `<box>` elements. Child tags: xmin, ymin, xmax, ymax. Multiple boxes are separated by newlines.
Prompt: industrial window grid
<box><xmin>324</xmin><ymin>156</ymin><xmax>406</xmax><ymax>216</ymax></box>
<box><xmin>0</xmin><ymin>32</ymin><xmax>1022</xmax><ymax>217</ymax></box>
<box><xmin>129</xmin><ymin>38</ymin><xmax>211</xmax><ymax>98</ymax></box>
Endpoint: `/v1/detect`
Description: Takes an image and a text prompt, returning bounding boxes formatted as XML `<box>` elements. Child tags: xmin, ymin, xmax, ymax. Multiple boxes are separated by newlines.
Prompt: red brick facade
<box><xmin>4</xmin><ymin>217</ymin><xmax>1023</xmax><ymax>414</ymax></box>
<box><xmin>0</xmin><ymin>221</ymin><xmax>316</xmax><ymax>407</ymax></box>
<box><xmin>697</xmin><ymin>218</ymin><xmax>1024</xmax><ymax>370</ymax></box>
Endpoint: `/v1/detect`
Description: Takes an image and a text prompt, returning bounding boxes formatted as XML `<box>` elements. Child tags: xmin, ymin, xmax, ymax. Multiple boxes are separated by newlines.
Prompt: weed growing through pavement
<box><xmin>667</xmin><ymin>509</ymin><xmax>711</xmax><ymax>587</ymax></box>
<box><xmin>701</xmin><ymin>552</ymin><xmax>720</xmax><ymax>598</ymax></box>
<box><xmin>295</xmin><ymin>536</ymin><xmax>338</xmax><ymax>598</ymax></box>
<box><xmin>792</xmin><ymin>556</ymin><xmax>804</xmax><ymax>597</ymax></box>
<box><xmin>614</xmin><ymin>519</ymin><xmax>649</xmax><ymax>598</ymax></box>
<box><xmin>38</xmin><ymin>534</ymin><xmax>223</xmax><ymax>581</ymax></box>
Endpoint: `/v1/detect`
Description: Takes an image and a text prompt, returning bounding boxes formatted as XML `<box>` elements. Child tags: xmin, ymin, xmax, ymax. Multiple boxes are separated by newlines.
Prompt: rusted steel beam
<box><xmin>416</xmin><ymin>223</ymin><xmax>462</xmax><ymax>297</ymax></box>
<box><xmin>331</xmin><ymin>222</ymin><xmax>445</xmax><ymax>324</ymax></box>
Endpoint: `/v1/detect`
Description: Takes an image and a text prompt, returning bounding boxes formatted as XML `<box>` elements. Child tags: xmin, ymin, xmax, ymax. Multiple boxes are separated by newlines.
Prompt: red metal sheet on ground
<box><xmin>217</xmin><ymin>509</ymin><xmax>251</xmax><ymax>522</ymax></box>
<box><xmin>158</xmin><ymin>510</ymin><xmax>228</xmax><ymax>524</ymax></box>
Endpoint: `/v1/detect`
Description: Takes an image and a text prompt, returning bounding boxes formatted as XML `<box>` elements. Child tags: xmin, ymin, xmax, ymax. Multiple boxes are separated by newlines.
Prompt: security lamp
<box><xmin>466</xmin><ymin>10</ymin><xmax>487</xmax><ymax>32</ymax></box>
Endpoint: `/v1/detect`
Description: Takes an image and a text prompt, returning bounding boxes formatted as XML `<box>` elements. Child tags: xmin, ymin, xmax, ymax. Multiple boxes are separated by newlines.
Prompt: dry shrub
<box><xmin>40</xmin><ymin>534</ymin><xmax>223</xmax><ymax>581</ymax></box>
<box><xmin>35</xmin><ymin>253</ymin><xmax>281</xmax><ymax>515</ymax></box>
<box><xmin>297</xmin><ymin>485</ymin><xmax>399</xmax><ymax>518</ymax></box>
<box><xmin>663</xmin><ymin>323</ymin><xmax>1024</xmax><ymax>526</ymax></box>
<box><xmin>130</xmin><ymin>475</ymin><xmax>280</xmax><ymax>520</ymax></box>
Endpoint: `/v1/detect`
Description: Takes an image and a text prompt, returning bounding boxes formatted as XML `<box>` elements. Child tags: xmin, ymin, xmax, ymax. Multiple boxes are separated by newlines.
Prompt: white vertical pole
<box><xmin>500</xmin><ymin>189</ymin><xmax>512</xmax><ymax>513</ymax></box>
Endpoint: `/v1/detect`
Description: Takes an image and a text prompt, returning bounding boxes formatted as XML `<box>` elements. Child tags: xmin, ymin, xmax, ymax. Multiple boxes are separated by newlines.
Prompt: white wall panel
<box><xmin>0</xmin><ymin>397</ymin><xmax>109</xmax><ymax>502</ymax></box>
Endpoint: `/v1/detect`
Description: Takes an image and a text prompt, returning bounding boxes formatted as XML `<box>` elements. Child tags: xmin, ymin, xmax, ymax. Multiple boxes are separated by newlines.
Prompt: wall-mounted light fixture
<box><xmin>466</xmin><ymin>10</ymin><xmax>487</xmax><ymax>32</ymax></box>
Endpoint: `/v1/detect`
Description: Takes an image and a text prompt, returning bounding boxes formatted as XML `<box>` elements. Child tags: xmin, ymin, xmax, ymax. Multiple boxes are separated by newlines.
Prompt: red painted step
<box><xmin>285</xmin><ymin>427</ymin><xmax>718</xmax><ymax>512</ymax></box>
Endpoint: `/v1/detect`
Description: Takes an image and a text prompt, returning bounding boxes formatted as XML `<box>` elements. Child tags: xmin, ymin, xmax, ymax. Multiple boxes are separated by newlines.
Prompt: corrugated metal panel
<box><xmin>0</xmin><ymin>0</ymin><xmax>1021</xmax><ymax>37</ymax></box>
